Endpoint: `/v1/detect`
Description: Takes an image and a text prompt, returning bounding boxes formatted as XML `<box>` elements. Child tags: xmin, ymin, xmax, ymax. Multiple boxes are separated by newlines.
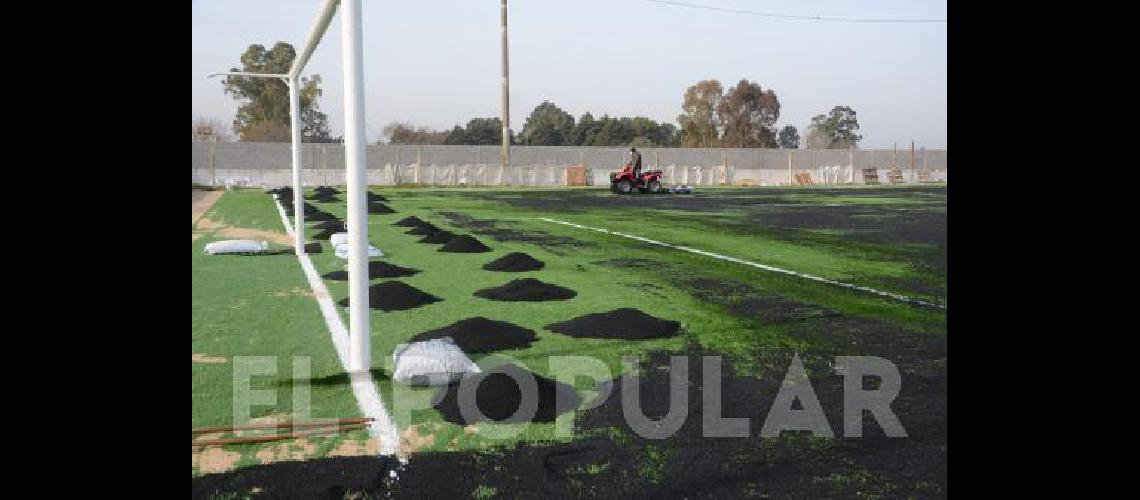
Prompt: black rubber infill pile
<box><xmin>410</xmin><ymin>317</ymin><xmax>537</xmax><ymax>353</ymax></box>
<box><xmin>418</xmin><ymin>230</ymin><xmax>455</xmax><ymax>244</ymax></box>
<box><xmin>282</xmin><ymin>202</ymin><xmax>320</xmax><ymax>214</ymax></box>
<box><xmin>311</xmin><ymin>228</ymin><xmax>338</xmax><ymax>240</ymax></box>
<box><xmin>394</xmin><ymin>216</ymin><xmax>427</xmax><ymax>227</ymax></box>
<box><xmin>406</xmin><ymin>223</ymin><xmax>439</xmax><ymax>236</ymax></box>
<box><xmin>483</xmin><ymin>252</ymin><xmax>545</xmax><ymax>272</ymax></box>
<box><xmin>368</xmin><ymin>202</ymin><xmax>396</xmax><ymax>214</ymax></box>
<box><xmin>337</xmin><ymin>281</ymin><xmax>441</xmax><ymax>311</ymax></box>
<box><xmin>545</xmin><ymin>308</ymin><xmax>680</xmax><ymax>339</ymax></box>
<box><xmin>433</xmin><ymin>363</ymin><xmax>580</xmax><ymax>425</ymax></box>
<box><xmin>323</xmin><ymin>261</ymin><xmax>420</xmax><ymax>281</ymax></box>
<box><xmin>304</xmin><ymin>210</ymin><xmax>337</xmax><ymax>222</ymax></box>
<box><xmin>438</xmin><ymin>235</ymin><xmax>491</xmax><ymax>253</ymax></box>
<box><xmin>311</xmin><ymin>220</ymin><xmax>346</xmax><ymax>231</ymax></box>
<box><xmin>367</xmin><ymin>192</ymin><xmax>388</xmax><ymax>202</ymax></box>
<box><xmin>474</xmin><ymin>278</ymin><xmax>576</xmax><ymax>302</ymax></box>
<box><xmin>267</xmin><ymin>188</ymin><xmax>293</xmax><ymax>203</ymax></box>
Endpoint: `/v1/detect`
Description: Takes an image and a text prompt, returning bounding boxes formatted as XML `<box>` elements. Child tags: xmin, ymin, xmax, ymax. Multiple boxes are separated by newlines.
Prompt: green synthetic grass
<box><xmin>293</xmin><ymin>185</ymin><xmax>945</xmax><ymax>452</ymax></box>
<box><xmin>193</xmin><ymin>185</ymin><xmax>946</xmax><ymax>465</ymax></box>
<box><xmin>192</xmin><ymin>191</ymin><xmax>369</xmax><ymax>475</ymax></box>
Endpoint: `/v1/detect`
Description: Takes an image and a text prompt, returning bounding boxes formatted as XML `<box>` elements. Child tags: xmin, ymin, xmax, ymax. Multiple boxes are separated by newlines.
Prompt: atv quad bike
<box><xmin>610</xmin><ymin>164</ymin><xmax>664</xmax><ymax>194</ymax></box>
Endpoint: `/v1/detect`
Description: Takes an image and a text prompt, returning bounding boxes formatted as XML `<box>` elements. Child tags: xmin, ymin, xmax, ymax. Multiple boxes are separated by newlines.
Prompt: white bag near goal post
<box><xmin>391</xmin><ymin>337</ymin><xmax>481</xmax><ymax>386</ymax></box>
<box><xmin>204</xmin><ymin>240</ymin><xmax>269</xmax><ymax>255</ymax></box>
<box><xmin>333</xmin><ymin>243</ymin><xmax>383</xmax><ymax>259</ymax></box>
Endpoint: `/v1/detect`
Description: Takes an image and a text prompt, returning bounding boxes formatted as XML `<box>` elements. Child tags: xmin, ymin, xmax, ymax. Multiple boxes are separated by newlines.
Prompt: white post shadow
<box><xmin>621</xmin><ymin>355</ymin><xmax>689</xmax><ymax>439</ymax></box>
<box><xmin>702</xmin><ymin>356</ymin><xmax>750</xmax><ymax>438</ymax></box>
<box><xmin>548</xmin><ymin>356</ymin><xmax>615</xmax><ymax>438</ymax></box>
<box><xmin>759</xmin><ymin>353</ymin><xmax>834</xmax><ymax>438</ymax></box>
<box><xmin>341</xmin><ymin>0</ymin><xmax>370</xmax><ymax>372</ymax></box>
<box><xmin>232</xmin><ymin>356</ymin><xmax>278</xmax><ymax>430</ymax></box>
<box><xmin>835</xmin><ymin>356</ymin><xmax>907</xmax><ymax>437</ymax></box>
<box><xmin>292</xmin><ymin>356</ymin><xmax>312</xmax><ymax>424</ymax></box>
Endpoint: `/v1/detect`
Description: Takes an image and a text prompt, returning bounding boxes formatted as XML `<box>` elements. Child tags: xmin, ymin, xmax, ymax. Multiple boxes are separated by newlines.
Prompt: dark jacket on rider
<box><xmin>630</xmin><ymin>150</ymin><xmax>643</xmax><ymax>170</ymax></box>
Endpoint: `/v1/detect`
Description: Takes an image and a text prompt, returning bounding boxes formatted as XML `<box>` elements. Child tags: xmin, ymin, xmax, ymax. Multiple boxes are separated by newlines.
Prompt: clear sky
<box><xmin>191</xmin><ymin>0</ymin><xmax>946</xmax><ymax>148</ymax></box>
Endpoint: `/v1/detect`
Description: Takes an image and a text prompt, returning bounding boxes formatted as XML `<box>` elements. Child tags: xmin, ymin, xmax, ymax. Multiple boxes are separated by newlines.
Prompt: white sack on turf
<box><xmin>204</xmin><ymin>240</ymin><xmax>268</xmax><ymax>255</ymax></box>
<box><xmin>329</xmin><ymin>232</ymin><xmax>349</xmax><ymax>247</ymax></box>
<box><xmin>392</xmin><ymin>338</ymin><xmax>481</xmax><ymax>386</ymax></box>
<box><xmin>334</xmin><ymin>243</ymin><xmax>383</xmax><ymax>259</ymax></box>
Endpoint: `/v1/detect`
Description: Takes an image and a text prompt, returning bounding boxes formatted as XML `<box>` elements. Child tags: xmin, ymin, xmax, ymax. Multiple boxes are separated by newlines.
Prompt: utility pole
<box><xmin>500</xmin><ymin>0</ymin><xmax>510</xmax><ymax>185</ymax></box>
<box><xmin>910</xmin><ymin>141</ymin><xmax>915</xmax><ymax>183</ymax></box>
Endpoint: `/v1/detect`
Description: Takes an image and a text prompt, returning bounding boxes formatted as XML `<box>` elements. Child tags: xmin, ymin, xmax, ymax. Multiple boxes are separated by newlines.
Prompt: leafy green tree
<box><xmin>520</xmin><ymin>101</ymin><xmax>576</xmax><ymax>145</ymax></box>
<box><xmin>443</xmin><ymin>125</ymin><xmax>469</xmax><ymax>145</ymax></box>
<box><xmin>777</xmin><ymin>125</ymin><xmax>800</xmax><ymax>149</ymax></box>
<box><xmin>805</xmin><ymin>106</ymin><xmax>862</xmax><ymax>149</ymax></box>
<box><xmin>464</xmin><ymin>117</ymin><xmax>510</xmax><ymax>145</ymax></box>
<box><xmin>589</xmin><ymin>116</ymin><xmax>634</xmax><ymax>146</ymax></box>
<box><xmin>678</xmin><ymin>80</ymin><xmax>723</xmax><ymax>147</ymax></box>
<box><xmin>716</xmin><ymin>79</ymin><xmax>780</xmax><ymax>148</ymax></box>
<box><xmin>222</xmin><ymin>42</ymin><xmax>333</xmax><ymax>142</ymax></box>
<box><xmin>571</xmin><ymin>113</ymin><xmax>598</xmax><ymax>146</ymax></box>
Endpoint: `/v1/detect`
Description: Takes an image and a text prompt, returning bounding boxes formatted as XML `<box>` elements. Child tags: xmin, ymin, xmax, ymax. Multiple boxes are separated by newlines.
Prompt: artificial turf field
<box><xmin>192</xmin><ymin>184</ymin><xmax>946</xmax><ymax>499</ymax></box>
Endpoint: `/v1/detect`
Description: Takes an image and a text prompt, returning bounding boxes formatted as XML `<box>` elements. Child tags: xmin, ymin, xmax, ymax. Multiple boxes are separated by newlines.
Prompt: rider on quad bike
<box><xmin>629</xmin><ymin>147</ymin><xmax>643</xmax><ymax>178</ymax></box>
<box><xmin>610</xmin><ymin>147</ymin><xmax>663</xmax><ymax>194</ymax></box>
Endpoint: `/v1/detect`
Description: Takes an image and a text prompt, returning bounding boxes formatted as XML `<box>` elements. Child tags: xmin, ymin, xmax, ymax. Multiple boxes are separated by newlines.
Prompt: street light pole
<box><xmin>500</xmin><ymin>0</ymin><xmax>510</xmax><ymax>185</ymax></box>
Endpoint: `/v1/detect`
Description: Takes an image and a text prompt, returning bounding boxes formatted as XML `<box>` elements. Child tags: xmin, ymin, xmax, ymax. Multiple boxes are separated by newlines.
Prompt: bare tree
<box><xmin>192</xmin><ymin>117</ymin><xmax>231</xmax><ymax>142</ymax></box>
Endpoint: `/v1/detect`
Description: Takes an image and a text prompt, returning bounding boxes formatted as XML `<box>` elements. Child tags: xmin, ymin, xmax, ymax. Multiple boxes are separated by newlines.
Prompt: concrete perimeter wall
<box><xmin>192</xmin><ymin>142</ymin><xmax>947</xmax><ymax>188</ymax></box>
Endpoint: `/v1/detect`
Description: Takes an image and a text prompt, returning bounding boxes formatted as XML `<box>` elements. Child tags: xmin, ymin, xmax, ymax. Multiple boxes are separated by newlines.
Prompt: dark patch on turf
<box><xmin>322</xmin><ymin>261</ymin><xmax>420</xmax><ymax>280</ymax></box>
<box><xmin>483</xmin><ymin>252</ymin><xmax>545</xmax><ymax>272</ymax></box>
<box><xmin>439</xmin><ymin>234</ymin><xmax>491</xmax><ymax>253</ymax></box>
<box><xmin>337</xmin><ymin>281</ymin><xmax>440</xmax><ymax>311</ymax></box>
<box><xmin>474</xmin><ymin>278</ymin><xmax>576</xmax><ymax>301</ymax></box>
<box><xmin>433</xmin><ymin>363</ymin><xmax>581</xmax><ymax>425</ymax></box>
<box><xmin>546</xmin><ymin>308</ymin><xmax>679</xmax><ymax>339</ymax></box>
<box><xmin>192</xmin><ymin>456</ymin><xmax>399</xmax><ymax>499</ymax></box>
<box><xmin>749</xmin><ymin>205</ymin><xmax>946</xmax><ymax>249</ymax></box>
<box><xmin>411</xmin><ymin>317</ymin><xmax>537</xmax><ymax>353</ymax></box>
<box><xmin>439</xmin><ymin>211</ymin><xmax>593</xmax><ymax>255</ymax></box>
<box><xmin>468</xmin><ymin>185</ymin><xmax>945</xmax><ymax>215</ymax></box>
<box><xmin>303</xmin><ymin>242</ymin><xmax>322</xmax><ymax>254</ymax></box>
<box><xmin>194</xmin><ymin>330</ymin><xmax>945</xmax><ymax>499</ymax></box>
<box><xmin>678</xmin><ymin>276</ymin><xmax>841</xmax><ymax>324</ymax></box>
<box><xmin>591</xmin><ymin>257</ymin><xmax>667</xmax><ymax>270</ymax></box>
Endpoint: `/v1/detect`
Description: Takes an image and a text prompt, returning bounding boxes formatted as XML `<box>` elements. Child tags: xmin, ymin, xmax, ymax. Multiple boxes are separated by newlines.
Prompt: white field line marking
<box><xmin>272</xmin><ymin>196</ymin><xmax>400</xmax><ymax>456</ymax></box>
<box><xmin>537</xmin><ymin>217</ymin><xmax>945</xmax><ymax>310</ymax></box>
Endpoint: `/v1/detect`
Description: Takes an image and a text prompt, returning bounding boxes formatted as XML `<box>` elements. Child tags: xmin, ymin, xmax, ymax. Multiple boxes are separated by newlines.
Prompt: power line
<box><xmin>640</xmin><ymin>0</ymin><xmax>947</xmax><ymax>23</ymax></box>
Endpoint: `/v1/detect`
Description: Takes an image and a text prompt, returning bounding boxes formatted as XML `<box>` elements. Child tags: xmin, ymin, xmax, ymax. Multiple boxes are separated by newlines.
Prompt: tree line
<box><xmin>211</xmin><ymin>43</ymin><xmax>863</xmax><ymax>149</ymax></box>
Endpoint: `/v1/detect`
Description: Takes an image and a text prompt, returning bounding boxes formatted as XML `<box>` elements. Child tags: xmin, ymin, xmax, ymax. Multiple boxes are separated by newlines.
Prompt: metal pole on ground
<box><xmin>289</xmin><ymin>77</ymin><xmax>305</xmax><ymax>254</ymax></box>
<box><xmin>342</xmin><ymin>0</ymin><xmax>370</xmax><ymax>373</ymax></box>
<box><xmin>208</xmin><ymin>136</ymin><xmax>217</xmax><ymax>187</ymax></box>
